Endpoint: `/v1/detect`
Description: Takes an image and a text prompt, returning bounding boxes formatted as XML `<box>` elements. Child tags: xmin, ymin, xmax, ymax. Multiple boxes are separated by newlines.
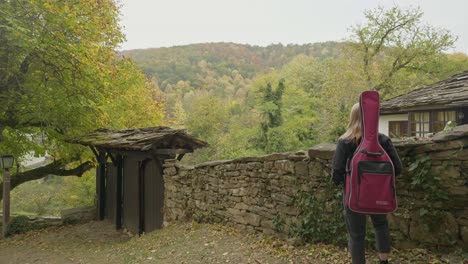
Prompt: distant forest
<box><xmin>118</xmin><ymin>7</ymin><xmax>468</xmax><ymax>163</ymax></box>
<box><xmin>121</xmin><ymin>42</ymin><xmax>345</xmax><ymax>88</ymax></box>
<box><xmin>122</xmin><ymin>40</ymin><xmax>468</xmax><ymax>163</ymax></box>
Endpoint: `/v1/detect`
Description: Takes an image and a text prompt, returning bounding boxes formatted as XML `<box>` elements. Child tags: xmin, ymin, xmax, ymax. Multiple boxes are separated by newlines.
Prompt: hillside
<box><xmin>119</xmin><ymin>41</ymin><xmax>468</xmax><ymax>164</ymax></box>
<box><xmin>121</xmin><ymin>42</ymin><xmax>344</xmax><ymax>91</ymax></box>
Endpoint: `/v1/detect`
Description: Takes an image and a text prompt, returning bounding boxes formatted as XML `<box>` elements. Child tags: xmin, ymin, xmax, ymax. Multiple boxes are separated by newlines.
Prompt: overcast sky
<box><xmin>119</xmin><ymin>0</ymin><xmax>468</xmax><ymax>53</ymax></box>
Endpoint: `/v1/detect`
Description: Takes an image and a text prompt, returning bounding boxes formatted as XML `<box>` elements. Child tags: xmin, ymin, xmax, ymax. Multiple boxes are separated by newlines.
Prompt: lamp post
<box><xmin>1</xmin><ymin>154</ymin><xmax>14</xmax><ymax>238</ymax></box>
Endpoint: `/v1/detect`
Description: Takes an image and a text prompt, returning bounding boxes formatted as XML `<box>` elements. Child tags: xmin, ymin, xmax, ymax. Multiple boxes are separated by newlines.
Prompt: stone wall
<box><xmin>0</xmin><ymin>206</ymin><xmax>96</xmax><ymax>237</ymax></box>
<box><xmin>163</xmin><ymin>126</ymin><xmax>468</xmax><ymax>249</ymax></box>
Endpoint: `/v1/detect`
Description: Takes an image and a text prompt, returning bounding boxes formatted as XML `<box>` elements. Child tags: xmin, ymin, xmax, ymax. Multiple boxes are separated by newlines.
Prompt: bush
<box><xmin>6</xmin><ymin>215</ymin><xmax>48</xmax><ymax>236</ymax></box>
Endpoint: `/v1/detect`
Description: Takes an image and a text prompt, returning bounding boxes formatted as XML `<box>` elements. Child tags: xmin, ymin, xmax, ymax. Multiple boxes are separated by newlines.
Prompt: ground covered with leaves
<box><xmin>0</xmin><ymin>221</ymin><xmax>465</xmax><ymax>263</ymax></box>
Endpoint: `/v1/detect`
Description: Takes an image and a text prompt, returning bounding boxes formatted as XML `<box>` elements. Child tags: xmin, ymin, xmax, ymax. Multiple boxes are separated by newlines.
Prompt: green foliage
<box><xmin>326</xmin><ymin>103</ymin><xmax>348</xmax><ymax>143</ymax></box>
<box><xmin>272</xmin><ymin>214</ymin><xmax>285</xmax><ymax>233</ymax></box>
<box><xmin>6</xmin><ymin>215</ymin><xmax>48</xmax><ymax>236</ymax></box>
<box><xmin>9</xmin><ymin>172</ymin><xmax>95</xmax><ymax>216</ymax></box>
<box><xmin>185</xmin><ymin>94</ymin><xmax>229</xmax><ymax>140</ymax></box>
<box><xmin>0</xmin><ymin>0</ymin><xmax>164</xmax><ymax>163</ymax></box>
<box><xmin>256</xmin><ymin>80</ymin><xmax>285</xmax><ymax>151</ymax></box>
<box><xmin>59</xmin><ymin>171</ymin><xmax>96</xmax><ymax>209</ymax></box>
<box><xmin>124</xmin><ymin>10</ymin><xmax>468</xmax><ymax>160</ymax></box>
<box><xmin>10</xmin><ymin>176</ymin><xmax>65</xmax><ymax>216</ymax></box>
<box><xmin>407</xmin><ymin>156</ymin><xmax>448</xmax><ymax>202</ymax></box>
<box><xmin>124</xmin><ymin>42</ymin><xmax>344</xmax><ymax>92</ymax></box>
<box><xmin>0</xmin><ymin>0</ymin><xmax>164</xmax><ymax>215</ymax></box>
<box><xmin>404</xmin><ymin>155</ymin><xmax>452</xmax><ymax>234</ymax></box>
<box><xmin>192</xmin><ymin>210</ymin><xmax>219</xmax><ymax>224</ymax></box>
<box><xmin>289</xmin><ymin>187</ymin><xmax>346</xmax><ymax>244</ymax></box>
<box><xmin>349</xmin><ymin>5</ymin><xmax>457</xmax><ymax>95</ymax></box>
<box><xmin>444</xmin><ymin>121</ymin><xmax>457</xmax><ymax>131</ymax></box>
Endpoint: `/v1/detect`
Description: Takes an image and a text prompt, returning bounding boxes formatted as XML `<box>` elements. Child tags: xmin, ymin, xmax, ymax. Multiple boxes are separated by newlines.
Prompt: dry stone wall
<box><xmin>163</xmin><ymin>126</ymin><xmax>468</xmax><ymax>249</ymax></box>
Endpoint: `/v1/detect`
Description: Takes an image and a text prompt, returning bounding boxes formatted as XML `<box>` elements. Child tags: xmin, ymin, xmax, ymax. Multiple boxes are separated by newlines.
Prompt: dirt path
<box><xmin>0</xmin><ymin>221</ymin><xmax>312</xmax><ymax>264</ymax></box>
<box><xmin>0</xmin><ymin>221</ymin><xmax>465</xmax><ymax>264</ymax></box>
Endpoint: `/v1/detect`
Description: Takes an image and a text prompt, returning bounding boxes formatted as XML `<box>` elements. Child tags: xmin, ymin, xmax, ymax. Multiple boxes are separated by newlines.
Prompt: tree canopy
<box><xmin>0</xmin><ymin>0</ymin><xmax>164</xmax><ymax>195</ymax></box>
<box><xmin>349</xmin><ymin>6</ymin><xmax>457</xmax><ymax>95</ymax></box>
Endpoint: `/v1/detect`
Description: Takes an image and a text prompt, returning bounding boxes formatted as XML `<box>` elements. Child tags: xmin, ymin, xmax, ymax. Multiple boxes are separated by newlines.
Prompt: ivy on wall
<box><xmin>407</xmin><ymin>155</ymin><xmax>448</xmax><ymax>203</ymax></box>
<box><xmin>404</xmin><ymin>155</ymin><xmax>452</xmax><ymax>236</ymax></box>
<box><xmin>288</xmin><ymin>182</ymin><xmax>347</xmax><ymax>244</ymax></box>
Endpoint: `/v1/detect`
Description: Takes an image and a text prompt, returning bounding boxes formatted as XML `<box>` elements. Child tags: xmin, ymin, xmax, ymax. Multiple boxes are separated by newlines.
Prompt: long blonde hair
<box><xmin>339</xmin><ymin>103</ymin><xmax>362</xmax><ymax>143</ymax></box>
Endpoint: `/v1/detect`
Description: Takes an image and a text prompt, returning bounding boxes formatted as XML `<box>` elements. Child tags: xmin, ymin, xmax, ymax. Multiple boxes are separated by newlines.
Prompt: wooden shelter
<box><xmin>72</xmin><ymin>127</ymin><xmax>208</xmax><ymax>234</ymax></box>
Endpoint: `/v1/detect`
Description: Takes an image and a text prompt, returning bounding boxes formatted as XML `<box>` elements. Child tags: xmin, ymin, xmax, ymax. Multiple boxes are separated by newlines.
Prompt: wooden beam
<box><xmin>152</xmin><ymin>149</ymin><xmax>193</xmax><ymax>155</ymax></box>
<box><xmin>89</xmin><ymin>146</ymin><xmax>99</xmax><ymax>160</ymax></box>
<box><xmin>106</xmin><ymin>150</ymin><xmax>117</xmax><ymax>166</ymax></box>
<box><xmin>176</xmin><ymin>153</ymin><xmax>185</xmax><ymax>161</ymax></box>
<box><xmin>115</xmin><ymin>156</ymin><xmax>123</xmax><ymax>230</ymax></box>
<box><xmin>2</xmin><ymin>168</ymin><xmax>11</xmax><ymax>238</ymax></box>
<box><xmin>138</xmin><ymin>159</ymin><xmax>151</xmax><ymax>235</ymax></box>
<box><xmin>97</xmin><ymin>151</ymin><xmax>106</xmax><ymax>221</ymax></box>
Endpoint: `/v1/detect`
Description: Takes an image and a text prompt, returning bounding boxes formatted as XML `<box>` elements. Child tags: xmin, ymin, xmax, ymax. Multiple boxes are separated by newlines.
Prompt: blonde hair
<box><xmin>339</xmin><ymin>103</ymin><xmax>362</xmax><ymax>143</ymax></box>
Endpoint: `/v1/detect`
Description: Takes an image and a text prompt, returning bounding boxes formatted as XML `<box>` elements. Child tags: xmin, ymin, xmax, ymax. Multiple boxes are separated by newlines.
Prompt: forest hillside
<box><xmin>123</xmin><ymin>40</ymin><xmax>468</xmax><ymax>163</ymax></box>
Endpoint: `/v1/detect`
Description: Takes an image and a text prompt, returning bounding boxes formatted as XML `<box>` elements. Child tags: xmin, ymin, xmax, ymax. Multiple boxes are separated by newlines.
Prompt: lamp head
<box><xmin>1</xmin><ymin>154</ymin><xmax>14</xmax><ymax>169</ymax></box>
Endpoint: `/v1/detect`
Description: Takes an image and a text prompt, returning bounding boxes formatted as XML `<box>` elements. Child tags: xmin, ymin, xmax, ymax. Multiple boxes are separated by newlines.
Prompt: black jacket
<box><xmin>332</xmin><ymin>134</ymin><xmax>402</xmax><ymax>185</ymax></box>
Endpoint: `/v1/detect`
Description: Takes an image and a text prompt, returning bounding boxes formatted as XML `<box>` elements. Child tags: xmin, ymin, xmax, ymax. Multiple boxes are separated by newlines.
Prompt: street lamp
<box><xmin>1</xmin><ymin>154</ymin><xmax>14</xmax><ymax>238</ymax></box>
<box><xmin>0</xmin><ymin>155</ymin><xmax>14</xmax><ymax>170</ymax></box>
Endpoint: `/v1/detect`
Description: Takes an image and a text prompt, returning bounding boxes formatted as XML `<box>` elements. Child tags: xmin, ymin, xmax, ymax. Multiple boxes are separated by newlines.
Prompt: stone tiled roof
<box><xmin>71</xmin><ymin>126</ymin><xmax>209</xmax><ymax>152</ymax></box>
<box><xmin>381</xmin><ymin>71</ymin><xmax>468</xmax><ymax>114</ymax></box>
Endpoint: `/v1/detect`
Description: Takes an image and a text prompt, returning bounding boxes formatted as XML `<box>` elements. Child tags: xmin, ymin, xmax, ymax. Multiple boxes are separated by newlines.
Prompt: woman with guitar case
<box><xmin>332</xmin><ymin>91</ymin><xmax>402</xmax><ymax>264</ymax></box>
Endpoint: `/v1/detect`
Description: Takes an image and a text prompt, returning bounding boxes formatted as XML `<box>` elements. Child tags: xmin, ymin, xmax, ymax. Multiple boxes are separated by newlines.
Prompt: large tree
<box><xmin>0</xmin><ymin>0</ymin><xmax>164</xmax><ymax>196</ymax></box>
<box><xmin>315</xmin><ymin>5</ymin><xmax>464</xmax><ymax>141</ymax></box>
<box><xmin>348</xmin><ymin>6</ymin><xmax>457</xmax><ymax>95</ymax></box>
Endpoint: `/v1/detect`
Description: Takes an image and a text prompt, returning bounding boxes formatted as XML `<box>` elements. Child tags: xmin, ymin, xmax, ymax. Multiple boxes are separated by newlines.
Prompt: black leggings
<box><xmin>344</xmin><ymin>207</ymin><xmax>391</xmax><ymax>264</ymax></box>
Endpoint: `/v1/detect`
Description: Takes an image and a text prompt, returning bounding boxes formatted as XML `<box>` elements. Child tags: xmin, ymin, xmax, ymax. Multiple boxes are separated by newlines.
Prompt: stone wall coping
<box><xmin>432</xmin><ymin>124</ymin><xmax>468</xmax><ymax>142</ymax></box>
<box><xmin>170</xmin><ymin>126</ymin><xmax>468</xmax><ymax>170</ymax></box>
<box><xmin>194</xmin><ymin>159</ymin><xmax>233</xmax><ymax>168</ymax></box>
<box><xmin>308</xmin><ymin>143</ymin><xmax>336</xmax><ymax>160</ymax></box>
<box><xmin>176</xmin><ymin>152</ymin><xmax>309</xmax><ymax>170</ymax></box>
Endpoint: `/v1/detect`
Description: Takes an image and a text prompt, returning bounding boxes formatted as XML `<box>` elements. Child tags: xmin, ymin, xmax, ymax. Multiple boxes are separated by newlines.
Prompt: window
<box><xmin>410</xmin><ymin>112</ymin><xmax>430</xmax><ymax>137</ymax></box>
<box><xmin>433</xmin><ymin>110</ymin><xmax>456</xmax><ymax>132</ymax></box>
<box><xmin>409</xmin><ymin>110</ymin><xmax>457</xmax><ymax>137</ymax></box>
<box><xmin>389</xmin><ymin>121</ymin><xmax>408</xmax><ymax>138</ymax></box>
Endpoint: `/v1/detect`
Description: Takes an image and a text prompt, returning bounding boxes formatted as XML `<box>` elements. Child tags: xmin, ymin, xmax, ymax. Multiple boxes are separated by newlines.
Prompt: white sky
<box><xmin>119</xmin><ymin>0</ymin><xmax>468</xmax><ymax>53</ymax></box>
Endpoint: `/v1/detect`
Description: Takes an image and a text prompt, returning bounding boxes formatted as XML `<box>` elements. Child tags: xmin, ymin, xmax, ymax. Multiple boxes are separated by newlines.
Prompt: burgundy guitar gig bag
<box><xmin>345</xmin><ymin>91</ymin><xmax>397</xmax><ymax>214</ymax></box>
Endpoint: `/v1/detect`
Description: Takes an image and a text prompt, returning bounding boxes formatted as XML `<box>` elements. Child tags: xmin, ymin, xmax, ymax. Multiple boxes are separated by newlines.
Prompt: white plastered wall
<box><xmin>379</xmin><ymin>114</ymin><xmax>408</xmax><ymax>136</ymax></box>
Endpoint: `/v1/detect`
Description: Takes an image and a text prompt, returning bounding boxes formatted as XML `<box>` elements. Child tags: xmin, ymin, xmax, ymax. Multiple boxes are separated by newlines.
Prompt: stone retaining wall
<box><xmin>163</xmin><ymin>126</ymin><xmax>468</xmax><ymax>249</ymax></box>
<box><xmin>0</xmin><ymin>206</ymin><xmax>96</xmax><ymax>237</ymax></box>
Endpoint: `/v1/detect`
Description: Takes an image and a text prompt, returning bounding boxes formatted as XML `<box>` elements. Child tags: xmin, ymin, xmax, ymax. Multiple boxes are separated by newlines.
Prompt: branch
<box><xmin>0</xmin><ymin>160</ymin><xmax>95</xmax><ymax>200</ymax></box>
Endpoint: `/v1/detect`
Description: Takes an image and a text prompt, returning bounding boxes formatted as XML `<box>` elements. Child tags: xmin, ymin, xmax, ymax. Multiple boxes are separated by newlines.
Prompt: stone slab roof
<box><xmin>381</xmin><ymin>71</ymin><xmax>468</xmax><ymax>114</ymax></box>
<box><xmin>71</xmin><ymin>126</ymin><xmax>209</xmax><ymax>152</ymax></box>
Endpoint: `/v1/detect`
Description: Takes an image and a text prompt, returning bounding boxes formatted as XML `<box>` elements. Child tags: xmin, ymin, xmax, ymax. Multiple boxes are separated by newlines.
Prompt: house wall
<box><xmin>163</xmin><ymin>126</ymin><xmax>468</xmax><ymax>249</ymax></box>
<box><xmin>379</xmin><ymin>114</ymin><xmax>408</xmax><ymax>136</ymax></box>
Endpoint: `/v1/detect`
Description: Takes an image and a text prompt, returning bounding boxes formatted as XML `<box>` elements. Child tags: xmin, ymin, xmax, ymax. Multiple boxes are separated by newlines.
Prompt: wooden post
<box><xmin>2</xmin><ymin>168</ymin><xmax>10</xmax><ymax>238</ymax></box>
<box><xmin>138</xmin><ymin>159</ymin><xmax>150</xmax><ymax>235</ymax></box>
<box><xmin>115</xmin><ymin>156</ymin><xmax>123</xmax><ymax>230</ymax></box>
<box><xmin>138</xmin><ymin>160</ymin><xmax>144</xmax><ymax>235</ymax></box>
<box><xmin>97</xmin><ymin>158</ymin><xmax>106</xmax><ymax>221</ymax></box>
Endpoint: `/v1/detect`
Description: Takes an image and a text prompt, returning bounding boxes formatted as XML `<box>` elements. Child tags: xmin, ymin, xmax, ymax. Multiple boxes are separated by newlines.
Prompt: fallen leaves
<box><xmin>0</xmin><ymin>221</ymin><xmax>465</xmax><ymax>264</ymax></box>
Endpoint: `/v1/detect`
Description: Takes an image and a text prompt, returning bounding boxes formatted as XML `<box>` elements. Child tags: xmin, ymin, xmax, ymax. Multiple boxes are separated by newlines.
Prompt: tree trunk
<box><xmin>0</xmin><ymin>160</ymin><xmax>94</xmax><ymax>200</ymax></box>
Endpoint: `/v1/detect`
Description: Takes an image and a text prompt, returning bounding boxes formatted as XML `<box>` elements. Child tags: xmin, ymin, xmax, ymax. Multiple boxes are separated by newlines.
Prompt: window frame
<box><xmin>408</xmin><ymin>108</ymin><xmax>459</xmax><ymax>137</ymax></box>
<box><xmin>388</xmin><ymin>120</ymin><xmax>409</xmax><ymax>138</ymax></box>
